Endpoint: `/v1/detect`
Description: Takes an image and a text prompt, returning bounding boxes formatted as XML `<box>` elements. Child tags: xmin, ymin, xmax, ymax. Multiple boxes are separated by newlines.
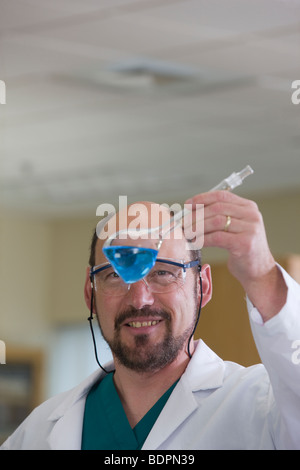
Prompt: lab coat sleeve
<box><xmin>247</xmin><ymin>265</ymin><xmax>300</xmax><ymax>449</ymax></box>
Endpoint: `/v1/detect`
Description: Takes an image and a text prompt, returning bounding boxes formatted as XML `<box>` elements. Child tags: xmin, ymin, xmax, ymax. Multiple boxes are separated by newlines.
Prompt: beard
<box><xmin>98</xmin><ymin>306</ymin><xmax>195</xmax><ymax>373</ymax></box>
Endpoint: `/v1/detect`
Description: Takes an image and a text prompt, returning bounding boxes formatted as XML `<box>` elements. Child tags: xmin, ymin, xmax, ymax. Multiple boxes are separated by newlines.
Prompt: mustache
<box><xmin>115</xmin><ymin>306</ymin><xmax>171</xmax><ymax>329</ymax></box>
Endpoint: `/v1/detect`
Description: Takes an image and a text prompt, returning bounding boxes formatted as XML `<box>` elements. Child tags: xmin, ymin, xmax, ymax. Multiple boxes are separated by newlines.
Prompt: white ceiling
<box><xmin>0</xmin><ymin>0</ymin><xmax>300</xmax><ymax>217</ymax></box>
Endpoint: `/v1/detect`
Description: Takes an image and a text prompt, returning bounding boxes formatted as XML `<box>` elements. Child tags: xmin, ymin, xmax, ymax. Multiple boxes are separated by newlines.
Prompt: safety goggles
<box><xmin>90</xmin><ymin>258</ymin><xmax>200</xmax><ymax>296</ymax></box>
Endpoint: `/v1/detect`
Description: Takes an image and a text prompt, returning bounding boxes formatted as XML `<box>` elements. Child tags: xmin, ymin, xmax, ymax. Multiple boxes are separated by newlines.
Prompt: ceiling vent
<box><xmin>59</xmin><ymin>57</ymin><xmax>254</xmax><ymax>94</ymax></box>
<box><xmin>105</xmin><ymin>58</ymin><xmax>199</xmax><ymax>89</ymax></box>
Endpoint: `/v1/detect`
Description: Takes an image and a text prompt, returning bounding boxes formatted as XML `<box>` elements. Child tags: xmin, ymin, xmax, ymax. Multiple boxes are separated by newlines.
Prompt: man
<box><xmin>1</xmin><ymin>191</ymin><xmax>300</xmax><ymax>449</ymax></box>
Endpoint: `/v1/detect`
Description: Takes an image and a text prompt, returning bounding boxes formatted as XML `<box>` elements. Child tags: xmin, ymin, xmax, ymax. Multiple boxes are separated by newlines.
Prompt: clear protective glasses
<box><xmin>90</xmin><ymin>258</ymin><xmax>200</xmax><ymax>297</ymax></box>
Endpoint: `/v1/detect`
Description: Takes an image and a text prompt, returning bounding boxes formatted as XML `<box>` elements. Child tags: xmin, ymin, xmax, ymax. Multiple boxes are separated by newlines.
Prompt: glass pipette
<box><xmin>209</xmin><ymin>164</ymin><xmax>253</xmax><ymax>191</ymax></box>
<box><xmin>102</xmin><ymin>165</ymin><xmax>254</xmax><ymax>283</ymax></box>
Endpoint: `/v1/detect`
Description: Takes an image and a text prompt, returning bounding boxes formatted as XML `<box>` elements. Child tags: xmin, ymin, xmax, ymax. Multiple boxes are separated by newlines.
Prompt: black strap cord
<box><xmin>187</xmin><ymin>265</ymin><xmax>203</xmax><ymax>359</ymax></box>
<box><xmin>87</xmin><ymin>282</ymin><xmax>111</xmax><ymax>374</ymax></box>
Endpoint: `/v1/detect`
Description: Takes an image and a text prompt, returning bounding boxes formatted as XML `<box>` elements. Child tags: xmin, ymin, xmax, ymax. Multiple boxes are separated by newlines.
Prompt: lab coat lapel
<box><xmin>46</xmin><ymin>368</ymin><xmax>110</xmax><ymax>450</ymax></box>
<box><xmin>142</xmin><ymin>379</ymin><xmax>198</xmax><ymax>450</ymax></box>
<box><xmin>47</xmin><ymin>397</ymin><xmax>86</xmax><ymax>450</ymax></box>
<box><xmin>142</xmin><ymin>340</ymin><xmax>225</xmax><ymax>450</ymax></box>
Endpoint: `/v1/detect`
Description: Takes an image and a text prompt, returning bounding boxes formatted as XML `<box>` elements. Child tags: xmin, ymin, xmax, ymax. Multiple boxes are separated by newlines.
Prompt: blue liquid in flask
<box><xmin>102</xmin><ymin>246</ymin><xmax>158</xmax><ymax>284</ymax></box>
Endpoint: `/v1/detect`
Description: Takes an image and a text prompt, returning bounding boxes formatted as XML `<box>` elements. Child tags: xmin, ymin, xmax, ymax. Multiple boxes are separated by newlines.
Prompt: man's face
<box><xmin>86</xmin><ymin>203</ymin><xmax>210</xmax><ymax>373</ymax></box>
<box><xmin>93</xmin><ymin>242</ymin><xmax>200</xmax><ymax>373</ymax></box>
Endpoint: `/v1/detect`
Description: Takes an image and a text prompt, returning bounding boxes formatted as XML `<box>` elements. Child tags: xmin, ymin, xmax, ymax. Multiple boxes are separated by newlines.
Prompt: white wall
<box><xmin>0</xmin><ymin>212</ymin><xmax>52</xmax><ymax>347</ymax></box>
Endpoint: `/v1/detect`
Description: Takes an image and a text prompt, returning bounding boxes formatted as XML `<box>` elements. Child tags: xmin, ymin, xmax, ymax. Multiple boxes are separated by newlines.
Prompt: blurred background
<box><xmin>0</xmin><ymin>0</ymin><xmax>300</xmax><ymax>441</ymax></box>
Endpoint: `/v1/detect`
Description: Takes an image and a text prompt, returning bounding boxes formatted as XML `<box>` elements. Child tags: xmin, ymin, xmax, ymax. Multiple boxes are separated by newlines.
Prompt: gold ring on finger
<box><xmin>224</xmin><ymin>215</ymin><xmax>231</xmax><ymax>232</ymax></box>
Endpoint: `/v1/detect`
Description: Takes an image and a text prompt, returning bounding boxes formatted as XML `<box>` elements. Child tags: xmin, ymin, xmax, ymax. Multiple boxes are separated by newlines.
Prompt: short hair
<box><xmin>89</xmin><ymin>228</ymin><xmax>99</xmax><ymax>267</ymax></box>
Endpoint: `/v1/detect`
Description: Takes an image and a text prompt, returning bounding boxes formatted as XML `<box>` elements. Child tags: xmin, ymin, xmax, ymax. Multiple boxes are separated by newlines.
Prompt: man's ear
<box><xmin>84</xmin><ymin>266</ymin><xmax>93</xmax><ymax>312</ymax></box>
<box><xmin>198</xmin><ymin>263</ymin><xmax>212</xmax><ymax>308</ymax></box>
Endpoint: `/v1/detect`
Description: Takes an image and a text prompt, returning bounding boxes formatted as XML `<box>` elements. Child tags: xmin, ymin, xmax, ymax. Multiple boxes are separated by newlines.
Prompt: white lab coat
<box><xmin>2</xmin><ymin>265</ymin><xmax>300</xmax><ymax>450</ymax></box>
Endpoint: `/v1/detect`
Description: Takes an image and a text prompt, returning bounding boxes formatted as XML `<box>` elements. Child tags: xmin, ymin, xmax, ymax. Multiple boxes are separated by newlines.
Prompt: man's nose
<box><xmin>124</xmin><ymin>279</ymin><xmax>155</xmax><ymax>310</ymax></box>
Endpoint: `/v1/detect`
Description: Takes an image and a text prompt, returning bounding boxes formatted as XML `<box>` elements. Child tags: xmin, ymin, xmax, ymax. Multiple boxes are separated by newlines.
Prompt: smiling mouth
<box><xmin>127</xmin><ymin>320</ymin><xmax>161</xmax><ymax>328</ymax></box>
<box><xmin>115</xmin><ymin>308</ymin><xmax>170</xmax><ymax>331</ymax></box>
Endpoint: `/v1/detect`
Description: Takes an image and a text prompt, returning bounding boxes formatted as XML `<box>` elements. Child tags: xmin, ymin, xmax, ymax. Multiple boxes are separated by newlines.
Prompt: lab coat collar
<box><xmin>184</xmin><ymin>339</ymin><xmax>226</xmax><ymax>391</ymax></box>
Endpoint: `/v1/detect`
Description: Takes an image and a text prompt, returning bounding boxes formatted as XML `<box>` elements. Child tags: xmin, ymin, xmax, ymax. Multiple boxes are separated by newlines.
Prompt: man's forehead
<box><xmin>98</xmin><ymin>201</ymin><xmax>178</xmax><ymax>237</ymax></box>
<box><xmin>95</xmin><ymin>201</ymin><xmax>188</xmax><ymax>264</ymax></box>
<box><xmin>112</xmin><ymin>201</ymin><xmax>170</xmax><ymax>229</ymax></box>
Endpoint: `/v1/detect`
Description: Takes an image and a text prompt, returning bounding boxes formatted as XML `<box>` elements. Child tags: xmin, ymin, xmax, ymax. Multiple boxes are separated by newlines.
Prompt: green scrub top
<box><xmin>81</xmin><ymin>372</ymin><xmax>178</xmax><ymax>450</ymax></box>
